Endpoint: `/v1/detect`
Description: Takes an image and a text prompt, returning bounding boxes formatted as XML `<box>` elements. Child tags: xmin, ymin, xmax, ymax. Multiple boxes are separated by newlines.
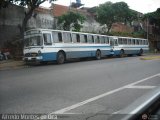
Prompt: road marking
<box><xmin>125</xmin><ymin>85</ymin><xmax>156</xmax><ymax>89</ymax></box>
<box><xmin>51</xmin><ymin>73</ymin><xmax>160</xmax><ymax>114</ymax></box>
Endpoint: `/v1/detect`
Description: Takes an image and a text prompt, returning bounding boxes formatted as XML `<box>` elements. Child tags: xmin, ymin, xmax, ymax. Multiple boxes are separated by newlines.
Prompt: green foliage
<box><xmin>107</xmin><ymin>30</ymin><xmax>145</xmax><ymax>38</ymax></box>
<box><xmin>96</xmin><ymin>1</ymin><xmax>138</xmax><ymax>33</ymax></box>
<box><xmin>144</xmin><ymin>8</ymin><xmax>160</xmax><ymax>27</ymax></box>
<box><xmin>112</xmin><ymin>2</ymin><xmax>129</xmax><ymax>23</ymax></box>
<box><xmin>57</xmin><ymin>11</ymin><xmax>86</xmax><ymax>32</ymax></box>
<box><xmin>143</xmin><ymin>8</ymin><xmax>160</xmax><ymax>35</ymax></box>
<box><xmin>96</xmin><ymin>2</ymin><xmax>114</xmax><ymax>33</ymax></box>
<box><xmin>126</xmin><ymin>9</ymin><xmax>138</xmax><ymax>25</ymax></box>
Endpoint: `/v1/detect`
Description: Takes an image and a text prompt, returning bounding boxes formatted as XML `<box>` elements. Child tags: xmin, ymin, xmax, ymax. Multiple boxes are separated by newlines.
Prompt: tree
<box><xmin>57</xmin><ymin>11</ymin><xmax>86</xmax><ymax>32</ymax></box>
<box><xmin>7</xmin><ymin>0</ymin><xmax>56</xmax><ymax>37</ymax></box>
<box><xmin>126</xmin><ymin>9</ymin><xmax>138</xmax><ymax>26</ymax></box>
<box><xmin>143</xmin><ymin>8</ymin><xmax>160</xmax><ymax>34</ymax></box>
<box><xmin>96</xmin><ymin>2</ymin><xmax>115</xmax><ymax>33</ymax></box>
<box><xmin>96</xmin><ymin>1</ymin><xmax>138</xmax><ymax>33</ymax></box>
<box><xmin>112</xmin><ymin>2</ymin><xmax>129</xmax><ymax>24</ymax></box>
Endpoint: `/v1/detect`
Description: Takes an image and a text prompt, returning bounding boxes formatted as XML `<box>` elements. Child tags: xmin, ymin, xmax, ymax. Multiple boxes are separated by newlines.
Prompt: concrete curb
<box><xmin>140</xmin><ymin>55</ymin><xmax>160</xmax><ymax>60</ymax></box>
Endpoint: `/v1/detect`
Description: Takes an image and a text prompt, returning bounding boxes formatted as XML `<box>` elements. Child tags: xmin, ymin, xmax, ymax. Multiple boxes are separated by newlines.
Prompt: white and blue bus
<box><xmin>23</xmin><ymin>29</ymin><xmax>113</xmax><ymax>64</ymax></box>
<box><xmin>110</xmin><ymin>36</ymin><xmax>149</xmax><ymax>57</ymax></box>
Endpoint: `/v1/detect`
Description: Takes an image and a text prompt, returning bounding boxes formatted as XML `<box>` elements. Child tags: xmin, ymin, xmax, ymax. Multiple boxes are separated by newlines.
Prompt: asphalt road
<box><xmin>0</xmin><ymin>56</ymin><xmax>160</xmax><ymax>119</ymax></box>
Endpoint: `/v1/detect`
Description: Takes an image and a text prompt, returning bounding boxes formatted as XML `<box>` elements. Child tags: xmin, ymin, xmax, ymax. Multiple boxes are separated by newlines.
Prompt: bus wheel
<box><xmin>57</xmin><ymin>51</ymin><xmax>65</xmax><ymax>64</ymax></box>
<box><xmin>119</xmin><ymin>50</ymin><xmax>125</xmax><ymax>58</ymax></box>
<box><xmin>96</xmin><ymin>50</ymin><xmax>101</xmax><ymax>60</ymax></box>
<box><xmin>138</xmin><ymin>49</ymin><xmax>143</xmax><ymax>56</ymax></box>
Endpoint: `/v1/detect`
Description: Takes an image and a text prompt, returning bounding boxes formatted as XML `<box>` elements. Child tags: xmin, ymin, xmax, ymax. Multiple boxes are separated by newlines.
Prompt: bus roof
<box><xmin>25</xmin><ymin>28</ymin><xmax>147</xmax><ymax>40</ymax></box>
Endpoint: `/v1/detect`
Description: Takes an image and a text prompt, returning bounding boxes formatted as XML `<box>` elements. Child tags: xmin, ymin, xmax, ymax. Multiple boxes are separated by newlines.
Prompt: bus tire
<box><xmin>138</xmin><ymin>49</ymin><xmax>143</xmax><ymax>56</ymax></box>
<box><xmin>95</xmin><ymin>50</ymin><xmax>101</xmax><ymax>60</ymax></box>
<box><xmin>119</xmin><ymin>49</ymin><xmax>125</xmax><ymax>58</ymax></box>
<box><xmin>57</xmin><ymin>51</ymin><xmax>65</xmax><ymax>64</ymax></box>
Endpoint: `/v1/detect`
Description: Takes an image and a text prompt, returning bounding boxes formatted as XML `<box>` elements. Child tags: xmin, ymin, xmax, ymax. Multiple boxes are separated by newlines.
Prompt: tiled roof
<box><xmin>52</xmin><ymin>4</ymin><xmax>69</xmax><ymax>17</ymax></box>
<box><xmin>52</xmin><ymin>4</ymin><xmax>91</xmax><ymax>17</ymax></box>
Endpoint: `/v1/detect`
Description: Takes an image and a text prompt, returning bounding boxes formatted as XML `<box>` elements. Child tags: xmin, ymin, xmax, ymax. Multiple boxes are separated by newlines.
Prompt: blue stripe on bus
<box><xmin>42</xmin><ymin>52</ymin><xmax>57</xmax><ymax>61</ymax></box>
<box><xmin>115</xmin><ymin>46</ymin><xmax>148</xmax><ymax>48</ymax></box>
<box><xmin>113</xmin><ymin>49</ymin><xmax>149</xmax><ymax>55</ymax></box>
<box><xmin>41</xmin><ymin>50</ymin><xmax>111</xmax><ymax>61</ymax></box>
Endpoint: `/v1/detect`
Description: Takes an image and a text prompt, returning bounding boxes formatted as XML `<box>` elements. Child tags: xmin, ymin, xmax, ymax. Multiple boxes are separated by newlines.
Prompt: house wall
<box><xmin>0</xmin><ymin>4</ymin><xmax>54</xmax><ymax>49</ymax></box>
<box><xmin>0</xmin><ymin>4</ymin><xmax>24</xmax><ymax>48</ymax></box>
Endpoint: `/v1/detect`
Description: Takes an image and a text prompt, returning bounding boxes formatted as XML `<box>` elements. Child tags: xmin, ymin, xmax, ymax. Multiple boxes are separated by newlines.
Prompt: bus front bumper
<box><xmin>23</xmin><ymin>56</ymin><xmax>43</xmax><ymax>62</ymax></box>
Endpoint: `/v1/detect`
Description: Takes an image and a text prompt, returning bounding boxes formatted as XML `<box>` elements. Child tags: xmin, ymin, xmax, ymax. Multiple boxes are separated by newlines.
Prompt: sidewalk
<box><xmin>0</xmin><ymin>60</ymin><xmax>26</xmax><ymax>71</ymax></box>
<box><xmin>140</xmin><ymin>53</ymin><xmax>160</xmax><ymax>60</ymax></box>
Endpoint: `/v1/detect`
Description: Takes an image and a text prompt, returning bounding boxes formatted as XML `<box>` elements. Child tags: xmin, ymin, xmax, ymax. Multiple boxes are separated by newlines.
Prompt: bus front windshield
<box><xmin>24</xmin><ymin>35</ymin><xmax>43</xmax><ymax>47</ymax></box>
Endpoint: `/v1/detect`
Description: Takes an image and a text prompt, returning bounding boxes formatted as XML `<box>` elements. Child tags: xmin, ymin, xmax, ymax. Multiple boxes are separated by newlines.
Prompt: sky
<box><xmin>41</xmin><ymin>0</ymin><xmax>160</xmax><ymax>14</ymax></box>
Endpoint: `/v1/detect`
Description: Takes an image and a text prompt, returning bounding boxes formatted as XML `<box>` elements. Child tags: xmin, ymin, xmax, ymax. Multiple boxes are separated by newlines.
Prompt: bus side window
<box><xmin>100</xmin><ymin>36</ymin><xmax>105</xmax><ymax>44</ymax></box>
<box><xmin>133</xmin><ymin>39</ymin><xmax>135</xmax><ymax>45</ymax></box>
<box><xmin>77</xmin><ymin>34</ymin><xmax>80</xmax><ymax>43</ymax></box>
<box><xmin>52</xmin><ymin>32</ymin><xmax>58</xmax><ymax>43</ymax></box>
<box><xmin>124</xmin><ymin>38</ymin><xmax>127</xmax><ymax>45</ymax></box>
<box><xmin>84</xmin><ymin>35</ymin><xmax>87</xmax><ymax>43</ymax></box>
<box><xmin>80</xmin><ymin>34</ymin><xmax>87</xmax><ymax>43</ymax></box>
<box><xmin>88</xmin><ymin>35</ymin><xmax>93</xmax><ymax>43</ymax></box>
<box><xmin>139</xmin><ymin>40</ymin><xmax>142</xmax><ymax>45</ymax></box>
<box><xmin>137</xmin><ymin>39</ymin><xmax>139</xmax><ymax>45</ymax></box>
<box><xmin>109</xmin><ymin>37</ymin><xmax>114</xmax><ymax>46</ymax></box>
<box><xmin>97</xmin><ymin>36</ymin><xmax>100</xmax><ymax>43</ymax></box>
<box><xmin>128</xmin><ymin>39</ymin><xmax>131</xmax><ymax>45</ymax></box>
<box><xmin>58</xmin><ymin>32</ymin><xmax>62</xmax><ymax>42</ymax></box>
<box><xmin>105</xmin><ymin>37</ymin><xmax>109</xmax><ymax>44</ymax></box>
<box><xmin>114</xmin><ymin>39</ymin><xmax>118</xmax><ymax>46</ymax></box>
<box><xmin>43</xmin><ymin>33</ymin><xmax>52</xmax><ymax>45</ymax></box>
<box><xmin>63</xmin><ymin>32</ymin><xmax>72</xmax><ymax>43</ymax></box>
<box><xmin>92</xmin><ymin>36</ymin><xmax>94</xmax><ymax>43</ymax></box>
<box><xmin>118</xmin><ymin>38</ymin><xmax>122</xmax><ymax>44</ymax></box>
<box><xmin>95</xmin><ymin>36</ymin><xmax>100</xmax><ymax>43</ymax></box>
<box><xmin>142</xmin><ymin>40</ymin><xmax>145</xmax><ymax>45</ymax></box>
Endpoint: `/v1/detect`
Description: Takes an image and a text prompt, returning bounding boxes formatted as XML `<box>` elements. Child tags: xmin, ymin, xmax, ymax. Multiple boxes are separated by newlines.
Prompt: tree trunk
<box><xmin>107</xmin><ymin>24</ymin><xmax>112</xmax><ymax>33</ymax></box>
<box><xmin>20</xmin><ymin>8</ymin><xmax>34</xmax><ymax>39</ymax></box>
